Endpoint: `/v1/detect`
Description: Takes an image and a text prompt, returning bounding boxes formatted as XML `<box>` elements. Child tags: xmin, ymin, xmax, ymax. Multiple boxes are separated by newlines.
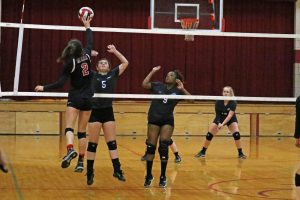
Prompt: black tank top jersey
<box><xmin>91</xmin><ymin>66</ymin><xmax>120</xmax><ymax>109</ymax></box>
<box><xmin>215</xmin><ymin>100</ymin><xmax>237</xmax><ymax>122</ymax></box>
<box><xmin>148</xmin><ymin>82</ymin><xmax>184</xmax><ymax>118</ymax></box>
<box><xmin>44</xmin><ymin>28</ymin><xmax>94</xmax><ymax>100</ymax></box>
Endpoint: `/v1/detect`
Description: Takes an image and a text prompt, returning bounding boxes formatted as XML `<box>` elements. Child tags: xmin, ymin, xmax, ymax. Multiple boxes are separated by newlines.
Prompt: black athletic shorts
<box><xmin>213</xmin><ymin>115</ymin><xmax>238</xmax><ymax>126</ymax></box>
<box><xmin>67</xmin><ymin>98</ymin><xmax>92</xmax><ymax>111</ymax></box>
<box><xmin>148</xmin><ymin>114</ymin><xmax>174</xmax><ymax>127</ymax></box>
<box><xmin>89</xmin><ymin>107</ymin><xmax>115</xmax><ymax>123</ymax></box>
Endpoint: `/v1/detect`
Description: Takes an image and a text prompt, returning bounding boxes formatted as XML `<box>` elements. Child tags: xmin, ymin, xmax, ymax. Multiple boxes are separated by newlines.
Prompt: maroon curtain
<box><xmin>0</xmin><ymin>0</ymin><xmax>295</xmax><ymax>97</ymax></box>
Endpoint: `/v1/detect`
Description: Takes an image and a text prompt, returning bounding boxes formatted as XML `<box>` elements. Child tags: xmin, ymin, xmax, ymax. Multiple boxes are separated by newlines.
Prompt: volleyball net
<box><xmin>0</xmin><ymin>21</ymin><xmax>298</xmax><ymax>102</ymax></box>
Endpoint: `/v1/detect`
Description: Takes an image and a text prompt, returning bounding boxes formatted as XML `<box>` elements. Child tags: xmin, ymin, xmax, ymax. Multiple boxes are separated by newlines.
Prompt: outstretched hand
<box><xmin>152</xmin><ymin>66</ymin><xmax>161</xmax><ymax>72</ymax></box>
<box><xmin>34</xmin><ymin>85</ymin><xmax>44</xmax><ymax>92</ymax></box>
<box><xmin>91</xmin><ymin>50</ymin><xmax>99</xmax><ymax>57</ymax></box>
<box><xmin>82</xmin><ymin>16</ymin><xmax>92</xmax><ymax>29</ymax></box>
<box><xmin>107</xmin><ymin>44</ymin><xmax>117</xmax><ymax>53</ymax></box>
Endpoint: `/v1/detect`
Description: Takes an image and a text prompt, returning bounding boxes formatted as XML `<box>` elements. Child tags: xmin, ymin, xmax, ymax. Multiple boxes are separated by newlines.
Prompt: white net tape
<box><xmin>1</xmin><ymin>22</ymin><xmax>300</xmax><ymax>39</ymax></box>
<box><xmin>0</xmin><ymin>92</ymin><xmax>296</xmax><ymax>102</ymax></box>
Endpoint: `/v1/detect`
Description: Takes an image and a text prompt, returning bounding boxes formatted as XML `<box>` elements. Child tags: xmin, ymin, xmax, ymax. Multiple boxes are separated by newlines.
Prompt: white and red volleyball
<box><xmin>78</xmin><ymin>7</ymin><xmax>94</xmax><ymax>20</ymax></box>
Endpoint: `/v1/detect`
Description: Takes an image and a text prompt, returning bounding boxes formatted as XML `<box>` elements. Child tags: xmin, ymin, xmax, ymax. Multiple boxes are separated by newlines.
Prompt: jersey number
<box><xmin>163</xmin><ymin>98</ymin><xmax>168</xmax><ymax>103</ymax></box>
<box><xmin>81</xmin><ymin>63</ymin><xmax>89</xmax><ymax>76</ymax></box>
<box><xmin>102</xmin><ymin>81</ymin><xmax>106</xmax><ymax>88</ymax></box>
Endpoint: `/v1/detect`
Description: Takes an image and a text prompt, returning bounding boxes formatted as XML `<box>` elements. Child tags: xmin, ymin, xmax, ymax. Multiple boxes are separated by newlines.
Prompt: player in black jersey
<box><xmin>140</xmin><ymin>138</ymin><xmax>182</xmax><ymax>163</ymax></box>
<box><xmin>0</xmin><ymin>149</ymin><xmax>8</xmax><ymax>173</ymax></box>
<box><xmin>85</xmin><ymin>44</ymin><xmax>128</xmax><ymax>185</ymax></box>
<box><xmin>35</xmin><ymin>17</ymin><xmax>93</xmax><ymax>171</ymax></box>
<box><xmin>142</xmin><ymin>66</ymin><xmax>191</xmax><ymax>188</ymax></box>
<box><xmin>195</xmin><ymin>86</ymin><xmax>247</xmax><ymax>159</ymax></box>
<box><xmin>294</xmin><ymin>96</ymin><xmax>300</xmax><ymax>194</ymax></box>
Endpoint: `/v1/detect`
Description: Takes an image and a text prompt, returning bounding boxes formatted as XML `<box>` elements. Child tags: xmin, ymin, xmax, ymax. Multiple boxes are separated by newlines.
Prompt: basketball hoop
<box><xmin>180</xmin><ymin>18</ymin><xmax>199</xmax><ymax>42</ymax></box>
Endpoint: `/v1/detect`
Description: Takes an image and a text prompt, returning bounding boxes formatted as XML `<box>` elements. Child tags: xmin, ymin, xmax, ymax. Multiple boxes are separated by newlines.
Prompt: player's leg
<box><xmin>86</xmin><ymin>121</ymin><xmax>101</xmax><ymax>185</ymax></box>
<box><xmin>228</xmin><ymin>122</ymin><xmax>246</xmax><ymax>159</ymax></box>
<box><xmin>158</xmin><ymin>124</ymin><xmax>173</xmax><ymax>188</ymax></box>
<box><xmin>103</xmin><ymin>121</ymin><xmax>125</xmax><ymax>181</ymax></box>
<box><xmin>141</xmin><ymin>139</ymin><xmax>148</xmax><ymax>161</ymax></box>
<box><xmin>144</xmin><ymin>124</ymin><xmax>160</xmax><ymax>187</ymax></box>
<box><xmin>169</xmin><ymin>139</ymin><xmax>181</xmax><ymax>163</ymax></box>
<box><xmin>74</xmin><ymin>110</ymin><xmax>91</xmax><ymax>172</ymax></box>
<box><xmin>195</xmin><ymin>123</ymin><xmax>219</xmax><ymax>158</ymax></box>
<box><xmin>61</xmin><ymin>106</ymin><xmax>79</xmax><ymax>168</ymax></box>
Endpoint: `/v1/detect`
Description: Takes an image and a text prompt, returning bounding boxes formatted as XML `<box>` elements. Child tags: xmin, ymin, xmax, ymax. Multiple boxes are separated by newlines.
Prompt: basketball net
<box><xmin>180</xmin><ymin>18</ymin><xmax>199</xmax><ymax>41</ymax></box>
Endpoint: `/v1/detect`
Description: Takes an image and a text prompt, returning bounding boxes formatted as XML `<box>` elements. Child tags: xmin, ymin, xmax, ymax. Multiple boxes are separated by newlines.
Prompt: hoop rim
<box><xmin>180</xmin><ymin>18</ymin><xmax>199</xmax><ymax>23</ymax></box>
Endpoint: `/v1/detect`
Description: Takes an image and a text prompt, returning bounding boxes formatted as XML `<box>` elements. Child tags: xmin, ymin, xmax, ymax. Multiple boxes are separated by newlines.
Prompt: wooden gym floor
<box><xmin>0</xmin><ymin>135</ymin><xmax>298</xmax><ymax>200</ymax></box>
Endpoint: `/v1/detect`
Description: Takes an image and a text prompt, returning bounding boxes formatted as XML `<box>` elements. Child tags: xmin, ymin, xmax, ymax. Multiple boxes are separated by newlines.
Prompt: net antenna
<box><xmin>180</xmin><ymin>18</ymin><xmax>199</xmax><ymax>41</ymax></box>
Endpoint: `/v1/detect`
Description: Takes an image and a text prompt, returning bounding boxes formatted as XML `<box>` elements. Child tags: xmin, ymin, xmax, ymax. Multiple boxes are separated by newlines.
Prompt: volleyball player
<box><xmin>86</xmin><ymin>45</ymin><xmax>129</xmax><ymax>185</ymax></box>
<box><xmin>294</xmin><ymin>96</ymin><xmax>300</xmax><ymax>196</ymax></box>
<box><xmin>142</xmin><ymin>66</ymin><xmax>191</xmax><ymax>188</ymax></box>
<box><xmin>141</xmin><ymin>138</ymin><xmax>182</xmax><ymax>163</ymax></box>
<box><xmin>0</xmin><ymin>149</ymin><xmax>8</xmax><ymax>173</ymax></box>
<box><xmin>34</xmin><ymin>17</ymin><xmax>93</xmax><ymax>171</ymax></box>
<box><xmin>195</xmin><ymin>86</ymin><xmax>247</xmax><ymax>159</ymax></box>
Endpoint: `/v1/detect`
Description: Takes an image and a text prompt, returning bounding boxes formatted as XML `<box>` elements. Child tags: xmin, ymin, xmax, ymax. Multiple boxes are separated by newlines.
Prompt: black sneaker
<box><xmin>194</xmin><ymin>151</ymin><xmax>205</xmax><ymax>158</ymax></box>
<box><xmin>0</xmin><ymin>164</ymin><xmax>8</xmax><ymax>173</ymax></box>
<box><xmin>159</xmin><ymin>176</ymin><xmax>167</xmax><ymax>188</ymax></box>
<box><xmin>113</xmin><ymin>170</ymin><xmax>126</xmax><ymax>181</ymax></box>
<box><xmin>74</xmin><ymin>161</ymin><xmax>84</xmax><ymax>173</ymax></box>
<box><xmin>174</xmin><ymin>155</ymin><xmax>182</xmax><ymax>163</ymax></box>
<box><xmin>61</xmin><ymin>149</ymin><xmax>77</xmax><ymax>168</ymax></box>
<box><xmin>238</xmin><ymin>153</ymin><xmax>247</xmax><ymax>159</ymax></box>
<box><xmin>141</xmin><ymin>154</ymin><xmax>147</xmax><ymax>161</ymax></box>
<box><xmin>86</xmin><ymin>170</ymin><xmax>94</xmax><ymax>185</ymax></box>
<box><xmin>144</xmin><ymin>175</ymin><xmax>154</xmax><ymax>187</ymax></box>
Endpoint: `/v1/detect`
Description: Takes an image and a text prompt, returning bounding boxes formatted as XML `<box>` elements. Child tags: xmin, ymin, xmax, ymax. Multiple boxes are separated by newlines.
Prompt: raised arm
<box><xmin>176</xmin><ymin>79</ymin><xmax>193</xmax><ymax>103</ymax></box>
<box><xmin>34</xmin><ymin>63</ymin><xmax>70</xmax><ymax>92</ymax></box>
<box><xmin>82</xmin><ymin>17</ymin><xmax>93</xmax><ymax>56</ymax></box>
<box><xmin>142</xmin><ymin>66</ymin><xmax>161</xmax><ymax>90</ymax></box>
<box><xmin>107</xmin><ymin>45</ymin><xmax>129</xmax><ymax>76</ymax></box>
<box><xmin>35</xmin><ymin>74</ymin><xmax>68</xmax><ymax>92</ymax></box>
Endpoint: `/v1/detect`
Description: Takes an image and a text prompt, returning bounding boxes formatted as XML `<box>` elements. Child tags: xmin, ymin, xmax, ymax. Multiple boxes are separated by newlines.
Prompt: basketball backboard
<box><xmin>150</xmin><ymin>0</ymin><xmax>223</xmax><ymax>31</ymax></box>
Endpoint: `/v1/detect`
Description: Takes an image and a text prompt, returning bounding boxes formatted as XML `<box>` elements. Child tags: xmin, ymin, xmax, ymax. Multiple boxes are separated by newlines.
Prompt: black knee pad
<box><xmin>107</xmin><ymin>140</ymin><xmax>117</xmax><ymax>150</ymax></box>
<box><xmin>206</xmin><ymin>132</ymin><xmax>214</xmax><ymax>141</ymax></box>
<box><xmin>87</xmin><ymin>142</ymin><xmax>98</xmax><ymax>152</ymax></box>
<box><xmin>158</xmin><ymin>140</ymin><xmax>169</xmax><ymax>162</ymax></box>
<box><xmin>146</xmin><ymin>143</ymin><xmax>156</xmax><ymax>155</ymax></box>
<box><xmin>77</xmin><ymin>132</ymin><xmax>86</xmax><ymax>139</ymax></box>
<box><xmin>233</xmin><ymin>132</ymin><xmax>241</xmax><ymax>140</ymax></box>
<box><xmin>65</xmin><ymin>128</ymin><xmax>74</xmax><ymax>135</ymax></box>
<box><xmin>169</xmin><ymin>139</ymin><xmax>173</xmax><ymax>146</ymax></box>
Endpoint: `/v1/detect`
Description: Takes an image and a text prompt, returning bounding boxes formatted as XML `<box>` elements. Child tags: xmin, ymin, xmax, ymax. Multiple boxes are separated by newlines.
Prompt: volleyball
<box><xmin>78</xmin><ymin>7</ymin><xmax>94</xmax><ymax>20</ymax></box>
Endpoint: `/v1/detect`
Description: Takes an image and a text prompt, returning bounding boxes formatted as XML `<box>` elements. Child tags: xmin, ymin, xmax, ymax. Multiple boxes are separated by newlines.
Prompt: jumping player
<box><xmin>86</xmin><ymin>45</ymin><xmax>129</xmax><ymax>185</ymax></box>
<box><xmin>195</xmin><ymin>86</ymin><xmax>247</xmax><ymax>159</ymax></box>
<box><xmin>142</xmin><ymin>66</ymin><xmax>191</xmax><ymax>188</ymax></box>
<box><xmin>35</xmin><ymin>17</ymin><xmax>93</xmax><ymax>171</ymax></box>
